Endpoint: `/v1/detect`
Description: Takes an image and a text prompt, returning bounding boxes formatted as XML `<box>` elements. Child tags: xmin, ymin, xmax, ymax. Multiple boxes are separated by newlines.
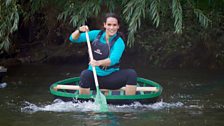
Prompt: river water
<box><xmin>0</xmin><ymin>63</ymin><xmax>223</xmax><ymax>126</ymax></box>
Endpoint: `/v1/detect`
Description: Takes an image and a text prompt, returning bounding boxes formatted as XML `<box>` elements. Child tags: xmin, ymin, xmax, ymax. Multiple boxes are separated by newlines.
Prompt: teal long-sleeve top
<box><xmin>69</xmin><ymin>30</ymin><xmax>125</xmax><ymax>76</ymax></box>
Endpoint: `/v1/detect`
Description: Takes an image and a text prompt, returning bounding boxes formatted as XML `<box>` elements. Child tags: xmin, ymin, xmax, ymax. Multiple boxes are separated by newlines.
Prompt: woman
<box><xmin>69</xmin><ymin>13</ymin><xmax>137</xmax><ymax>95</ymax></box>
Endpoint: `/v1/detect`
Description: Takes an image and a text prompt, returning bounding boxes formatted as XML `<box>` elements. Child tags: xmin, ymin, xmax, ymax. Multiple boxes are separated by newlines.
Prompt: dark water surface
<box><xmin>0</xmin><ymin>64</ymin><xmax>223</xmax><ymax>126</ymax></box>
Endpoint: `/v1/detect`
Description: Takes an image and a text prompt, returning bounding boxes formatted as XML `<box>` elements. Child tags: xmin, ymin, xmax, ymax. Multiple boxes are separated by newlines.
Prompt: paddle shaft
<box><xmin>85</xmin><ymin>31</ymin><xmax>108</xmax><ymax>112</ymax></box>
<box><xmin>85</xmin><ymin>31</ymin><xmax>100</xmax><ymax>89</ymax></box>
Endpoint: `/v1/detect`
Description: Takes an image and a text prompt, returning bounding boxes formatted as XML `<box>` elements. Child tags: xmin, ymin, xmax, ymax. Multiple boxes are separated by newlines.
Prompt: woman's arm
<box><xmin>69</xmin><ymin>29</ymin><xmax>100</xmax><ymax>43</ymax></box>
<box><xmin>109</xmin><ymin>38</ymin><xmax>125</xmax><ymax>65</ymax></box>
<box><xmin>70</xmin><ymin>29</ymin><xmax>80</xmax><ymax>40</ymax></box>
<box><xmin>89</xmin><ymin>58</ymin><xmax>111</xmax><ymax>67</ymax></box>
<box><xmin>69</xmin><ymin>25</ymin><xmax>89</xmax><ymax>43</ymax></box>
<box><xmin>71</xmin><ymin>26</ymin><xmax>88</xmax><ymax>39</ymax></box>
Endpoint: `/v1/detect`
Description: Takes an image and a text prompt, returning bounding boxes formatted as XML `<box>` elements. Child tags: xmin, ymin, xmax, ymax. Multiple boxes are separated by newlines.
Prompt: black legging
<box><xmin>79</xmin><ymin>69</ymin><xmax>137</xmax><ymax>90</ymax></box>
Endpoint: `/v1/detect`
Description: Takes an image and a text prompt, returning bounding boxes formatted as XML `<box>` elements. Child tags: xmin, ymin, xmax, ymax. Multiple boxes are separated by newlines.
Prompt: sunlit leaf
<box><xmin>194</xmin><ymin>9</ymin><xmax>211</xmax><ymax>28</ymax></box>
<box><xmin>5</xmin><ymin>0</ymin><xmax>12</xmax><ymax>6</ymax></box>
<box><xmin>172</xmin><ymin>0</ymin><xmax>182</xmax><ymax>33</ymax></box>
<box><xmin>149</xmin><ymin>0</ymin><xmax>160</xmax><ymax>28</ymax></box>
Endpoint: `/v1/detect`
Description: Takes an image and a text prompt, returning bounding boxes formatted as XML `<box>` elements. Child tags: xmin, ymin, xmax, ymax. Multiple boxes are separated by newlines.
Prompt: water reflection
<box><xmin>76</xmin><ymin>112</ymin><xmax>120</xmax><ymax>126</ymax></box>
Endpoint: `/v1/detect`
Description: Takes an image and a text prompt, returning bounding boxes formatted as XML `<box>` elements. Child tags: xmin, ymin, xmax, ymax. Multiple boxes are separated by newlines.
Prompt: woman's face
<box><xmin>104</xmin><ymin>17</ymin><xmax>119</xmax><ymax>37</ymax></box>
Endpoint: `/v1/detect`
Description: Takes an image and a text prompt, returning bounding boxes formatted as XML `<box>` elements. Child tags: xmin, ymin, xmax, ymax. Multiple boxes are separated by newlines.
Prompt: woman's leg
<box><xmin>125</xmin><ymin>85</ymin><xmax>137</xmax><ymax>95</ymax></box>
<box><xmin>123</xmin><ymin>69</ymin><xmax>137</xmax><ymax>95</ymax></box>
<box><xmin>99</xmin><ymin>69</ymin><xmax>137</xmax><ymax>95</ymax></box>
<box><xmin>79</xmin><ymin>69</ymin><xmax>137</xmax><ymax>95</ymax></box>
<box><xmin>79</xmin><ymin>69</ymin><xmax>95</xmax><ymax>94</ymax></box>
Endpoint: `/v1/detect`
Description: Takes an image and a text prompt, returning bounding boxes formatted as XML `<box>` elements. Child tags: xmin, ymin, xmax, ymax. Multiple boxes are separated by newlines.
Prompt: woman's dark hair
<box><xmin>103</xmin><ymin>13</ymin><xmax>120</xmax><ymax>25</ymax></box>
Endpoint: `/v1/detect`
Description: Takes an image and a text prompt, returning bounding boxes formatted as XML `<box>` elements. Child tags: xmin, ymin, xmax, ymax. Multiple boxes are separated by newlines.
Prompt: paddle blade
<box><xmin>94</xmin><ymin>91</ymin><xmax>108</xmax><ymax>112</ymax></box>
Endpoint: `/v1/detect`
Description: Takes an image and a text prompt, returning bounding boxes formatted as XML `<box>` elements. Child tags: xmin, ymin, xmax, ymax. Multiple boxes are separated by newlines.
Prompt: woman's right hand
<box><xmin>78</xmin><ymin>25</ymin><xmax>89</xmax><ymax>32</ymax></box>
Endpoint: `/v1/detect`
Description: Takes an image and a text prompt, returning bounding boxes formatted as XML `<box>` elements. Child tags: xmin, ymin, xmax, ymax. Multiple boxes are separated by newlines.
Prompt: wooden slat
<box><xmin>137</xmin><ymin>83</ymin><xmax>144</xmax><ymax>95</ymax></box>
<box><xmin>54</xmin><ymin>85</ymin><xmax>159</xmax><ymax>92</ymax></box>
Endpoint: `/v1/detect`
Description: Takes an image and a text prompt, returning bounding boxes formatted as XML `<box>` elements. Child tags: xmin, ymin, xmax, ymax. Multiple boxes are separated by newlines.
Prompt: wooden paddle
<box><xmin>85</xmin><ymin>30</ymin><xmax>108</xmax><ymax>112</ymax></box>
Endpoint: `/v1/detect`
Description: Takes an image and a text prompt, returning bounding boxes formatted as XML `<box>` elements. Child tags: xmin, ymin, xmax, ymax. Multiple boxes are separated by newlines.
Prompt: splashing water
<box><xmin>109</xmin><ymin>100</ymin><xmax>184</xmax><ymax>112</ymax></box>
<box><xmin>21</xmin><ymin>99</ymin><xmax>100</xmax><ymax>113</ymax></box>
<box><xmin>0</xmin><ymin>82</ymin><xmax>7</xmax><ymax>88</ymax></box>
<box><xmin>21</xmin><ymin>99</ymin><xmax>184</xmax><ymax>113</ymax></box>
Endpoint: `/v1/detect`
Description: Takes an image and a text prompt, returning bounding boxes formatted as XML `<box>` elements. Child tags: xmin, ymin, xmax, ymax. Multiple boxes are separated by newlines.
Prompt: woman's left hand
<box><xmin>89</xmin><ymin>59</ymin><xmax>101</xmax><ymax>67</ymax></box>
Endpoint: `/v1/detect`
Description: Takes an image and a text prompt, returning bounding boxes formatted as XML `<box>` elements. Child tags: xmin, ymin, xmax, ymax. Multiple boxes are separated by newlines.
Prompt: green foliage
<box><xmin>57</xmin><ymin>0</ymin><xmax>102</xmax><ymax>27</ymax></box>
<box><xmin>194</xmin><ymin>9</ymin><xmax>211</xmax><ymax>28</ymax></box>
<box><xmin>0</xmin><ymin>0</ymin><xmax>223</xmax><ymax>54</ymax></box>
<box><xmin>172</xmin><ymin>0</ymin><xmax>183</xmax><ymax>33</ymax></box>
<box><xmin>30</xmin><ymin>0</ymin><xmax>47</xmax><ymax>14</ymax></box>
<box><xmin>150</xmin><ymin>0</ymin><xmax>160</xmax><ymax>28</ymax></box>
<box><xmin>122</xmin><ymin>0</ymin><xmax>149</xmax><ymax>46</ymax></box>
<box><xmin>0</xmin><ymin>0</ymin><xmax>19</xmax><ymax>52</ymax></box>
<box><xmin>187</xmin><ymin>0</ymin><xmax>212</xmax><ymax>28</ymax></box>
